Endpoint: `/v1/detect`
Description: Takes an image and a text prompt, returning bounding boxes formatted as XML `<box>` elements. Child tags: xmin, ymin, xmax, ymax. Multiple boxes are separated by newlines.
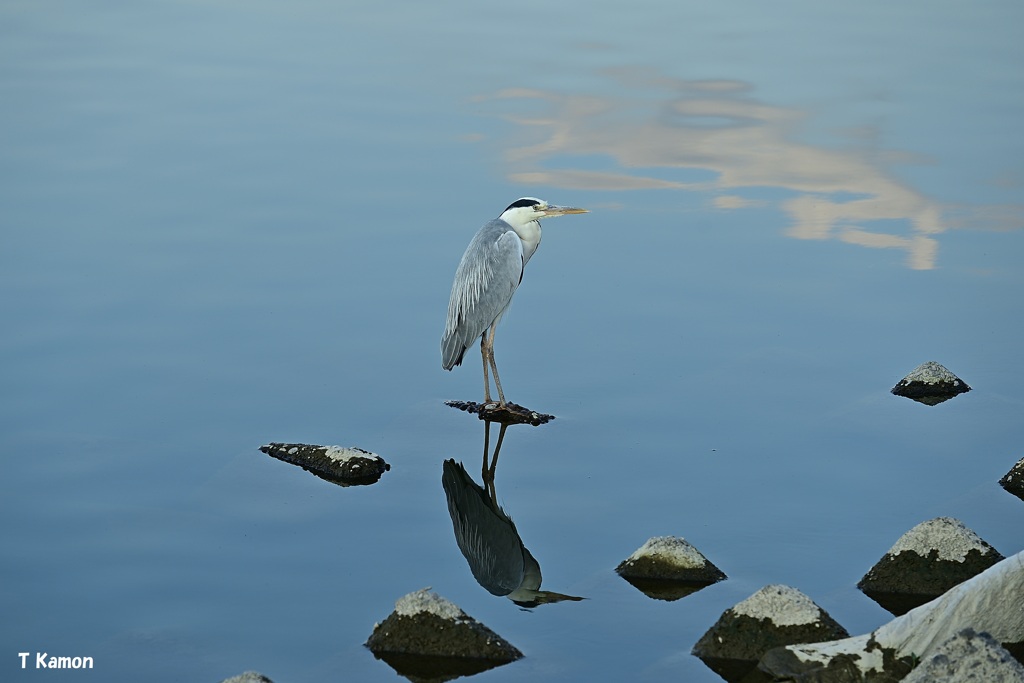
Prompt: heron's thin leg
<box><xmin>480</xmin><ymin>333</ymin><xmax>492</xmax><ymax>403</ymax></box>
<box><xmin>486</xmin><ymin>325</ymin><xmax>507</xmax><ymax>406</ymax></box>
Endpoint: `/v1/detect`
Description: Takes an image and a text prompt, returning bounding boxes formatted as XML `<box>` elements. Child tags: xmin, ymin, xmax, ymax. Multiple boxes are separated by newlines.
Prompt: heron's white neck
<box><xmin>512</xmin><ymin>219</ymin><xmax>542</xmax><ymax>266</ymax></box>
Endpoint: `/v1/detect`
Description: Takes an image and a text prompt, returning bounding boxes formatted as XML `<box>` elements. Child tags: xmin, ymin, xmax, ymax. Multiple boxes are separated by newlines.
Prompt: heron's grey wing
<box><xmin>441</xmin><ymin>220</ymin><xmax>524</xmax><ymax>369</ymax></box>
<box><xmin>442</xmin><ymin>459</ymin><xmax>527</xmax><ymax>596</ymax></box>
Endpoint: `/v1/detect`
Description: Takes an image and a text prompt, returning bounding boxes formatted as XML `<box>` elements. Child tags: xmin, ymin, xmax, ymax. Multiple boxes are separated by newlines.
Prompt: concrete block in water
<box><xmin>903</xmin><ymin>628</ymin><xmax>1024</xmax><ymax>683</ymax></box>
<box><xmin>219</xmin><ymin>674</ymin><xmax>274</xmax><ymax>683</ymax></box>
<box><xmin>858</xmin><ymin>517</ymin><xmax>1004</xmax><ymax>615</ymax></box>
<box><xmin>692</xmin><ymin>584</ymin><xmax>848</xmax><ymax>681</ymax></box>
<box><xmin>999</xmin><ymin>457</ymin><xmax>1024</xmax><ymax>502</ymax></box>
<box><xmin>891</xmin><ymin>361</ymin><xmax>971</xmax><ymax>405</ymax></box>
<box><xmin>365</xmin><ymin>588</ymin><xmax>522</xmax><ymax>678</ymax></box>
<box><xmin>616</xmin><ymin>536</ymin><xmax>726</xmax><ymax>600</ymax></box>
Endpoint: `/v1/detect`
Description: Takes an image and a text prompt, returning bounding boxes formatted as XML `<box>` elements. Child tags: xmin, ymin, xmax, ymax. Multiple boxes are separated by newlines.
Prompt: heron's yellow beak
<box><xmin>541</xmin><ymin>205</ymin><xmax>589</xmax><ymax>217</ymax></box>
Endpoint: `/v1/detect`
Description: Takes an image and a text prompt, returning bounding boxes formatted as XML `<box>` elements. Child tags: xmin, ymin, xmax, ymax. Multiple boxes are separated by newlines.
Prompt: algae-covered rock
<box><xmin>259</xmin><ymin>442</ymin><xmax>389</xmax><ymax>486</ymax></box>
<box><xmin>999</xmin><ymin>457</ymin><xmax>1024</xmax><ymax>503</ymax></box>
<box><xmin>891</xmin><ymin>361</ymin><xmax>971</xmax><ymax>405</ymax></box>
<box><xmin>616</xmin><ymin>536</ymin><xmax>726</xmax><ymax>600</ymax></box>
<box><xmin>445</xmin><ymin>399</ymin><xmax>554</xmax><ymax>426</ymax></box>
<box><xmin>692</xmin><ymin>584</ymin><xmax>848</xmax><ymax>681</ymax></box>
<box><xmin>858</xmin><ymin>517</ymin><xmax>1004</xmax><ymax>614</ymax></box>
<box><xmin>365</xmin><ymin>588</ymin><xmax>522</xmax><ymax>679</ymax></box>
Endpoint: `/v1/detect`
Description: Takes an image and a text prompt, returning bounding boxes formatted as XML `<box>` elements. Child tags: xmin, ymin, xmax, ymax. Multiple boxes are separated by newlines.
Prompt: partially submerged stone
<box><xmin>692</xmin><ymin>584</ymin><xmax>848</xmax><ymax>681</ymax></box>
<box><xmin>902</xmin><ymin>628</ymin><xmax>1024</xmax><ymax>683</ymax></box>
<box><xmin>445</xmin><ymin>400</ymin><xmax>554</xmax><ymax>426</ymax></box>
<box><xmin>365</xmin><ymin>588</ymin><xmax>522</xmax><ymax>679</ymax></box>
<box><xmin>259</xmin><ymin>442</ymin><xmax>389</xmax><ymax>486</ymax></box>
<box><xmin>759</xmin><ymin>551</ymin><xmax>1024</xmax><ymax>682</ymax></box>
<box><xmin>858</xmin><ymin>517</ymin><xmax>1004</xmax><ymax>615</ymax></box>
<box><xmin>615</xmin><ymin>536</ymin><xmax>726</xmax><ymax>600</ymax></box>
<box><xmin>999</xmin><ymin>457</ymin><xmax>1024</xmax><ymax>503</ymax></box>
<box><xmin>219</xmin><ymin>673</ymin><xmax>274</xmax><ymax>683</ymax></box>
<box><xmin>891</xmin><ymin>360</ymin><xmax>971</xmax><ymax>405</ymax></box>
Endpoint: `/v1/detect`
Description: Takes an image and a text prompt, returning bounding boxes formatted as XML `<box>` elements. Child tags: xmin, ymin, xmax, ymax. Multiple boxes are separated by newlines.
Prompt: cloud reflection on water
<box><xmin>473</xmin><ymin>67</ymin><xmax>1020</xmax><ymax>270</ymax></box>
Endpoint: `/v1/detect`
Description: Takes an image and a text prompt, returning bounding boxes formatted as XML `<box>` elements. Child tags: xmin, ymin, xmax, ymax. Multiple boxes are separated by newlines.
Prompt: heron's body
<box><xmin>441</xmin><ymin>217</ymin><xmax>536</xmax><ymax>370</ymax></box>
<box><xmin>441</xmin><ymin>198</ymin><xmax>588</xmax><ymax>405</ymax></box>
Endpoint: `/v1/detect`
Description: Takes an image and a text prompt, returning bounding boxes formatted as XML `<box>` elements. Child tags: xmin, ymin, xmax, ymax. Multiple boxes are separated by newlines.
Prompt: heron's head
<box><xmin>499</xmin><ymin>197</ymin><xmax>588</xmax><ymax>228</ymax></box>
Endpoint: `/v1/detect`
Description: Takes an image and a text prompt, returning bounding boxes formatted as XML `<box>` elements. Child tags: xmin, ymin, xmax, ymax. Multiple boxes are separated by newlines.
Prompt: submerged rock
<box><xmin>999</xmin><ymin>457</ymin><xmax>1024</xmax><ymax>502</ymax></box>
<box><xmin>445</xmin><ymin>400</ymin><xmax>554</xmax><ymax>426</ymax></box>
<box><xmin>365</xmin><ymin>588</ymin><xmax>522</xmax><ymax>679</ymax></box>
<box><xmin>259</xmin><ymin>442</ymin><xmax>389</xmax><ymax>486</ymax></box>
<box><xmin>759</xmin><ymin>551</ymin><xmax>1024</xmax><ymax>682</ymax></box>
<box><xmin>615</xmin><ymin>536</ymin><xmax>726</xmax><ymax>600</ymax></box>
<box><xmin>891</xmin><ymin>360</ymin><xmax>971</xmax><ymax>405</ymax></box>
<box><xmin>692</xmin><ymin>584</ymin><xmax>848</xmax><ymax>681</ymax></box>
<box><xmin>902</xmin><ymin>628</ymin><xmax>1024</xmax><ymax>683</ymax></box>
<box><xmin>858</xmin><ymin>517</ymin><xmax>1004</xmax><ymax>615</ymax></box>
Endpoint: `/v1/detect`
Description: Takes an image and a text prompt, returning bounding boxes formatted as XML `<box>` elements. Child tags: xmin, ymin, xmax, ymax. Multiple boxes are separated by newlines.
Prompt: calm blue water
<box><xmin>2</xmin><ymin>2</ymin><xmax>1022</xmax><ymax>681</ymax></box>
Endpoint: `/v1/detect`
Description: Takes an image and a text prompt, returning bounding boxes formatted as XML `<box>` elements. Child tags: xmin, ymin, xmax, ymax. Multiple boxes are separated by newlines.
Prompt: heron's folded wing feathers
<box><xmin>441</xmin><ymin>222</ymin><xmax>524</xmax><ymax>369</ymax></box>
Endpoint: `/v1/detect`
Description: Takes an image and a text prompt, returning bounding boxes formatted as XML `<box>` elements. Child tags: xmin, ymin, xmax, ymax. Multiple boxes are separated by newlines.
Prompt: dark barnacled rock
<box><xmin>445</xmin><ymin>400</ymin><xmax>554</xmax><ymax>426</ymax></box>
<box><xmin>858</xmin><ymin>517</ymin><xmax>1004</xmax><ymax>615</ymax></box>
<box><xmin>366</xmin><ymin>588</ymin><xmax>521</xmax><ymax>680</ymax></box>
<box><xmin>891</xmin><ymin>360</ymin><xmax>971</xmax><ymax>405</ymax></box>
<box><xmin>692</xmin><ymin>585</ymin><xmax>848</xmax><ymax>682</ymax></box>
<box><xmin>616</xmin><ymin>536</ymin><xmax>726</xmax><ymax>601</ymax></box>
<box><xmin>259</xmin><ymin>442</ymin><xmax>389</xmax><ymax>486</ymax></box>
<box><xmin>999</xmin><ymin>457</ymin><xmax>1024</xmax><ymax>502</ymax></box>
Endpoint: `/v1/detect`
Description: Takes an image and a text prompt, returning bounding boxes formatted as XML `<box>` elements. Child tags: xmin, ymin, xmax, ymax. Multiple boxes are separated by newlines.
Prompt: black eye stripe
<box><xmin>503</xmin><ymin>198</ymin><xmax>541</xmax><ymax>212</ymax></box>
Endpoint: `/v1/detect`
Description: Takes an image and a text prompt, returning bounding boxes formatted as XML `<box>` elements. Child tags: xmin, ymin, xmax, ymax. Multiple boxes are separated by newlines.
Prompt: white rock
<box><xmin>732</xmin><ymin>585</ymin><xmax>828</xmax><ymax>627</ymax></box>
<box><xmin>888</xmin><ymin>517</ymin><xmax>994</xmax><ymax>562</ymax></box>
<box><xmin>322</xmin><ymin>445</ymin><xmax>380</xmax><ymax>463</ymax></box>
<box><xmin>903</xmin><ymin>628</ymin><xmax>1024</xmax><ymax>683</ymax></box>
<box><xmin>394</xmin><ymin>588</ymin><xmax>466</xmax><ymax>621</ymax></box>
<box><xmin>625</xmin><ymin>536</ymin><xmax>709</xmax><ymax>568</ymax></box>
<box><xmin>900</xmin><ymin>361</ymin><xmax>964</xmax><ymax>386</ymax></box>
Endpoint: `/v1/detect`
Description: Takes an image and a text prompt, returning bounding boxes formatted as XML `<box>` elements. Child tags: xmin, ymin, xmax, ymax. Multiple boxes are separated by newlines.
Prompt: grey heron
<box><xmin>441</xmin><ymin>198</ymin><xmax>588</xmax><ymax>405</ymax></box>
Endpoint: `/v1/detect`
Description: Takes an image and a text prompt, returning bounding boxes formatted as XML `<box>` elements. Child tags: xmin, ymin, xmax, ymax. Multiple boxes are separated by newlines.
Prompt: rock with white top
<box><xmin>259</xmin><ymin>442</ymin><xmax>389</xmax><ymax>486</ymax></box>
<box><xmin>692</xmin><ymin>584</ymin><xmax>848</xmax><ymax>681</ymax></box>
<box><xmin>891</xmin><ymin>361</ymin><xmax>971</xmax><ymax>405</ymax></box>
<box><xmin>760</xmin><ymin>551</ymin><xmax>1024</xmax><ymax>682</ymax></box>
<box><xmin>999</xmin><ymin>457</ymin><xmax>1024</xmax><ymax>503</ymax></box>
<box><xmin>616</xmin><ymin>536</ymin><xmax>726</xmax><ymax>601</ymax></box>
<box><xmin>858</xmin><ymin>517</ymin><xmax>1004</xmax><ymax>615</ymax></box>
<box><xmin>365</xmin><ymin>588</ymin><xmax>522</xmax><ymax>679</ymax></box>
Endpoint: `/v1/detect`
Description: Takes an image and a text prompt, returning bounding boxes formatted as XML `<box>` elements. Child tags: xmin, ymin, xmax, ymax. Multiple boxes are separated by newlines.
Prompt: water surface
<box><xmin>2</xmin><ymin>2</ymin><xmax>1022</xmax><ymax>681</ymax></box>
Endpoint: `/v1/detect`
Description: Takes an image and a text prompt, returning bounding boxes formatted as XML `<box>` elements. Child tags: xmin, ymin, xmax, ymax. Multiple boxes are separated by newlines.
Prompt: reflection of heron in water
<box><xmin>442</xmin><ymin>421</ymin><xmax>584</xmax><ymax>608</ymax></box>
